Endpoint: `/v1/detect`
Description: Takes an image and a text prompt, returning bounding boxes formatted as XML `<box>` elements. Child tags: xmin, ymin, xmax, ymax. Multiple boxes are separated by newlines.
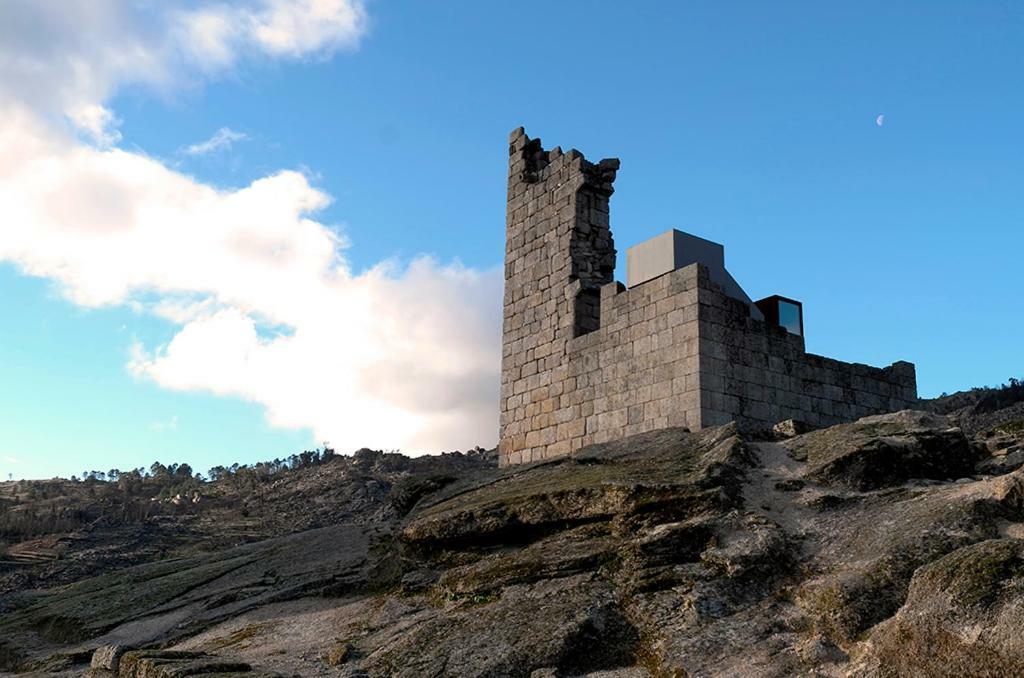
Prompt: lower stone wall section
<box><xmin>500</xmin><ymin>264</ymin><xmax>704</xmax><ymax>465</ymax></box>
<box><xmin>498</xmin><ymin>262</ymin><xmax>918</xmax><ymax>466</ymax></box>
<box><xmin>696</xmin><ymin>281</ymin><xmax>917</xmax><ymax>429</ymax></box>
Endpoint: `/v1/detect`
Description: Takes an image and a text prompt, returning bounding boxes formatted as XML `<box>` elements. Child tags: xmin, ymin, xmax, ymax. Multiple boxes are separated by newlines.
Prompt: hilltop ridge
<box><xmin>0</xmin><ymin>382</ymin><xmax>1023</xmax><ymax>676</ymax></box>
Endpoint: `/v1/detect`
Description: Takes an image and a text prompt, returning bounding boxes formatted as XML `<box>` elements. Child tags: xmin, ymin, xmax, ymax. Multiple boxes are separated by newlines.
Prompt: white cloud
<box><xmin>0</xmin><ymin>1</ymin><xmax>367</xmax><ymax>144</ymax></box>
<box><xmin>67</xmin><ymin>104</ymin><xmax>123</xmax><ymax>147</ymax></box>
<box><xmin>2</xmin><ymin>456</ymin><xmax>22</xmax><ymax>465</ymax></box>
<box><xmin>176</xmin><ymin>0</ymin><xmax>367</xmax><ymax>66</ymax></box>
<box><xmin>0</xmin><ymin>1</ymin><xmax>502</xmax><ymax>455</ymax></box>
<box><xmin>0</xmin><ymin>108</ymin><xmax>502</xmax><ymax>453</ymax></box>
<box><xmin>184</xmin><ymin>127</ymin><xmax>250</xmax><ymax>156</ymax></box>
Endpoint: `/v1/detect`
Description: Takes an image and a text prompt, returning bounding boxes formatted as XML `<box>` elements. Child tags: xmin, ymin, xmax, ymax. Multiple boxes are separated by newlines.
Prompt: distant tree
<box><xmin>975</xmin><ymin>376</ymin><xmax>1024</xmax><ymax>414</ymax></box>
<box><xmin>116</xmin><ymin>468</ymin><xmax>143</xmax><ymax>493</ymax></box>
<box><xmin>150</xmin><ymin>462</ymin><xmax>168</xmax><ymax>479</ymax></box>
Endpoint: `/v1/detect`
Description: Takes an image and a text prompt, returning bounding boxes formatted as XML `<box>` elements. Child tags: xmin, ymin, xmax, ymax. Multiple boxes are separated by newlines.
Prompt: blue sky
<box><xmin>1</xmin><ymin>1</ymin><xmax>1021</xmax><ymax>480</ymax></box>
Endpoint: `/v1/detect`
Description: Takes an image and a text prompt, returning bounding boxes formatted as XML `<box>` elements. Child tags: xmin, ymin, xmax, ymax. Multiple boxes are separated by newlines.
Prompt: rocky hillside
<box><xmin>1</xmin><ymin>397</ymin><xmax>1024</xmax><ymax>676</ymax></box>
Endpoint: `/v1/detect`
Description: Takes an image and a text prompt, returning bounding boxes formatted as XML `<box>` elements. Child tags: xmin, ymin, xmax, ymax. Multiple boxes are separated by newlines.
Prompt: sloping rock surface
<box><xmin>852</xmin><ymin>538</ymin><xmax>1024</xmax><ymax>677</ymax></box>
<box><xmin>2</xmin><ymin>409</ymin><xmax>1024</xmax><ymax>676</ymax></box>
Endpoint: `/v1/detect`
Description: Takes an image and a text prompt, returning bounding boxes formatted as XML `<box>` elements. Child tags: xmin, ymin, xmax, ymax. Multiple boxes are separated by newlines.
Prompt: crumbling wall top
<box><xmin>509</xmin><ymin>127</ymin><xmax>619</xmax><ymax>194</ymax></box>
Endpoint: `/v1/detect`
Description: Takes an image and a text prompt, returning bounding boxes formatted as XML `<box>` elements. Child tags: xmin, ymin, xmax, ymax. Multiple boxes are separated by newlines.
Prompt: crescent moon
<box><xmin>876</xmin><ymin>114</ymin><xmax>885</xmax><ymax>127</ymax></box>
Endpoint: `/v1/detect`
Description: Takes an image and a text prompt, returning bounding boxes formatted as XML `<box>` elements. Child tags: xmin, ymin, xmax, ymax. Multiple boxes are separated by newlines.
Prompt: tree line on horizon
<box><xmin>68</xmin><ymin>447</ymin><xmax>338</xmax><ymax>485</ymax></box>
<box><xmin>0</xmin><ymin>447</ymin><xmax>338</xmax><ymax>542</ymax></box>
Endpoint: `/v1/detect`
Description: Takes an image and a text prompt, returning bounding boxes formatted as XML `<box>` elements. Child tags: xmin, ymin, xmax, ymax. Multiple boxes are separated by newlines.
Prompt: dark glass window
<box><xmin>778</xmin><ymin>300</ymin><xmax>802</xmax><ymax>337</ymax></box>
<box><xmin>754</xmin><ymin>295</ymin><xmax>804</xmax><ymax>337</ymax></box>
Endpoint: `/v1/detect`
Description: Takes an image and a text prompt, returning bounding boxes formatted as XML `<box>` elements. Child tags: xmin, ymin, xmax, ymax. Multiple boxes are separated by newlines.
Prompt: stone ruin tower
<box><xmin>499</xmin><ymin>127</ymin><xmax>917</xmax><ymax>466</ymax></box>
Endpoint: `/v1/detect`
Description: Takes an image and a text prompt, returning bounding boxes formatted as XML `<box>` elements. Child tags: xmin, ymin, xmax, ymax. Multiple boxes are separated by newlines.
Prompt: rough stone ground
<box><xmin>2</xmin><ymin>403</ymin><xmax>1024</xmax><ymax>677</ymax></box>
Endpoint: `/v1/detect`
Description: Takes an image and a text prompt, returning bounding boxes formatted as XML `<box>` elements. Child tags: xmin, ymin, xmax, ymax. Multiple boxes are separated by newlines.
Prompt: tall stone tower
<box><xmin>499</xmin><ymin>128</ymin><xmax>619</xmax><ymax>464</ymax></box>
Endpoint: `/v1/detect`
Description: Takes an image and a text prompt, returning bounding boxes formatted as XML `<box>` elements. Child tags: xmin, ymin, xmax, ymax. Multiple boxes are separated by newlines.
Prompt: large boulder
<box><xmin>402</xmin><ymin>426</ymin><xmax>751</xmax><ymax>551</ymax></box>
<box><xmin>356</xmin><ymin>575</ymin><xmax>639</xmax><ymax>678</ymax></box>
<box><xmin>795</xmin><ymin>468</ymin><xmax>1023</xmax><ymax>646</ymax></box>
<box><xmin>854</xmin><ymin>539</ymin><xmax>1024</xmax><ymax>676</ymax></box>
<box><xmin>785</xmin><ymin>410</ymin><xmax>977</xmax><ymax>490</ymax></box>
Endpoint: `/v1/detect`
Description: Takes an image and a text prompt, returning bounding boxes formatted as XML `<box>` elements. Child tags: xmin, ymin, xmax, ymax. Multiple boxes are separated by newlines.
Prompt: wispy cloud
<box><xmin>150</xmin><ymin>415</ymin><xmax>179</xmax><ymax>433</ymax></box>
<box><xmin>184</xmin><ymin>127</ymin><xmax>248</xmax><ymax>155</ymax></box>
<box><xmin>67</xmin><ymin>104</ymin><xmax>123</xmax><ymax>147</ymax></box>
<box><xmin>3</xmin><ymin>455</ymin><xmax>22</xmax><ymax>465</ymax></box>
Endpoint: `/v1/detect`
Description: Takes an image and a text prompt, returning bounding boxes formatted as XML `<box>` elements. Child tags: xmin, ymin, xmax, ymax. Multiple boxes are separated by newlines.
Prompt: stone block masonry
<box><xmin>499</xmin><ymin>128</ymin><xmax>917</xmax><ymax>466</ymax></box>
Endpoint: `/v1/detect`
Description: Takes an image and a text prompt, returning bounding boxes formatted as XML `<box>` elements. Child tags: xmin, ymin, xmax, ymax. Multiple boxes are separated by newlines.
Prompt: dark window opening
<box><xmin>755</xmin><ymin>295</ymin><xmax>804</xmax><ymax>337</ymax></box>
<box><xmin>574</xmin><ymin>288</ymin><xmax>601</xmax><ymax>337</ymax></box>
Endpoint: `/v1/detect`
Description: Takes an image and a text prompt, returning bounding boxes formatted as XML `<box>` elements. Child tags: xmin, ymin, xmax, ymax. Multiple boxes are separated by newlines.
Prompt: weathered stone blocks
<box><xmin>499</xmin><ymin>129</ymin><xmax>917</xmax><ymax>465</ymax></box>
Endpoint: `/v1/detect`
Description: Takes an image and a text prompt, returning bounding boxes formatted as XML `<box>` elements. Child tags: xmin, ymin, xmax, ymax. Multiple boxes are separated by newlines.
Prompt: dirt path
<box><xmin>743</xmin><ymin>441</ymin><xmax>832</xmax><ymax>562</ymax></box>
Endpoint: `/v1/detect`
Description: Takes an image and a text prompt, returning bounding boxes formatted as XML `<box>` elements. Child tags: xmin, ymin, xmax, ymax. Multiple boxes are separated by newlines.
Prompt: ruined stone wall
<box><xmin>499</xmin><ymin>127</ymin><xmax>918</xmax><ymax>466</ymax></box>
<box><xmin>696</xmin><ymin>278</ymin><xmax>918</xmax><ymax>429</ymax></box>
<box><xmin>501</xmin><ymin>260</ymin><xmax>703</xmax><ymax>466</ymax></box>
<box><xmin>562</xmin><ymin>266</ymin><xmax>704</xmax><ymax>451</ymax></box>
<box><xmin>556</xmin><ymin>264</ymin><xmax>918</xmax><ymax>463</ymax></box>
<box><xmin>499</xmin><ymin>128</ymin><xmax>618</xmax><ymax>465</ymax></box>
